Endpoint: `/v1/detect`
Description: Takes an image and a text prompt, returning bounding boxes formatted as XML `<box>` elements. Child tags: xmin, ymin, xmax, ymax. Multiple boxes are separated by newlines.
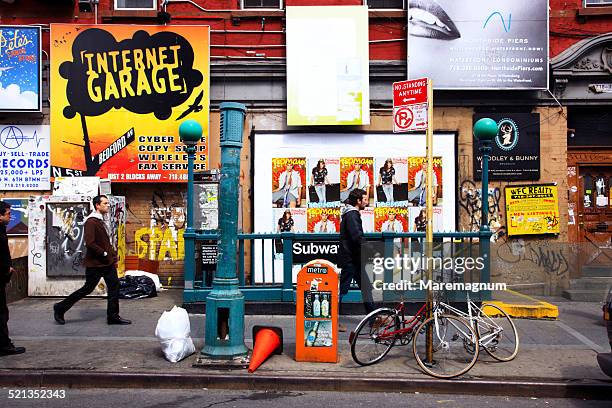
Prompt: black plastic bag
<box><xmin>119</xmin><ymin>275</ymin><xmax>157</xmax><ymax>299</ymax></box>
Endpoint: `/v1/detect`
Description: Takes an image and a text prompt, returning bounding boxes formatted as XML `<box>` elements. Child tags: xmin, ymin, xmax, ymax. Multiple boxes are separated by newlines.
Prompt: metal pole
<box><xmin>197</xmin><ymin>102</ymin><xmax>249</xmax><ymax>365</ymax></box>
<box><xmin>479</xmin><ymin>138</ymin><xmax>492</xmax><ymax>302</ymax></box>
<box><xmin>425</xmin><ymin>79</ymin><xmax>434</xmax><ymax>364</ymax></box>
<box><xmin>183</xmin><ymin>145</ymin><xmax>196</xmax><ymax>300</ymax></box>
<box><xmin>480</xmin><ymin>142</ymin><xmax>491</xmax><ymax>232</ymax></box>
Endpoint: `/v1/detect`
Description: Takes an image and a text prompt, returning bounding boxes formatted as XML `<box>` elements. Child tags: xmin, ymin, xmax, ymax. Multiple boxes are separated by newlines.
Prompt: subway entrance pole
<box><xmin>473</xmin><ymin>118</ymin><xmax>498</xmax><ymax>303</ymax></box>
<box><xmin>194</xmin><ymin>103</ymin><xmax>250</xmax><ymax>367</ymax></box>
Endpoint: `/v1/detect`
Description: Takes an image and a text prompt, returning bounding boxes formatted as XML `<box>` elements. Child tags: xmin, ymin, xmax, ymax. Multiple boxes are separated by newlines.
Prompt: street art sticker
<box><xmin>50</xmin><ymin>24</ymin><xmax>210</xmax><ymax>181</ymax></box>
<box><xmin>0</xmin><ymin>25</ymin><xmax>42</xmax><ymax>112</ymax></box>
<box><xmin>3</xmin><ymin>198</ymin><xmax>29</xmax><ymax>235</ymax></box>
<box><xmin>0</xmin><ymin>124</ymin><xmax>50</xmax><ymax>190</ymax></box>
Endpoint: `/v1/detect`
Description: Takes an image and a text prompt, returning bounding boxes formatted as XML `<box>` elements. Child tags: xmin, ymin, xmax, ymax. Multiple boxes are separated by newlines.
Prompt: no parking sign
<box><xmin>393</xmin><ymin>78</ymin><xmax>429</xmax><ymax>133</ymax></box>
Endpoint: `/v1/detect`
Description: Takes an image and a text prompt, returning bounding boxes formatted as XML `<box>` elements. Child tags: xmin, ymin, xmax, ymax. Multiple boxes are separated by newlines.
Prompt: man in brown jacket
<box><xmin>53</xmin><ymin>195</ymin><xmax>131</xmax><ymax>325</ymax></box>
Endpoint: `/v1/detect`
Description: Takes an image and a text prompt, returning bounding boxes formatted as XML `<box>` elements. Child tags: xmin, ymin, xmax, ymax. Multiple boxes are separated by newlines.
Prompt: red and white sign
<box><xmin>393</xmin><ymin>78</ymin><xmax>429</xmax><ymax>133</ymax></box>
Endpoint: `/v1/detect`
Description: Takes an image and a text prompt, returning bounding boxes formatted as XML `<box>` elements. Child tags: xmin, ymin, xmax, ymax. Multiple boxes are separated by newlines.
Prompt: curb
<box><xmin>487</xmin><ymin>290</ymin><xmax>559</xmax><ymax>319</ymax></box>
<box><xmin>0</xmin><ymin>370</ymin><xmax>610</xmax><ymax>400</ymax></box>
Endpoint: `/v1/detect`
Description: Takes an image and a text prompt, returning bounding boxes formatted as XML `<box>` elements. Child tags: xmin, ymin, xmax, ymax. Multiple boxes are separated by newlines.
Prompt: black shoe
<box><xmin>107</xmin><ymin>316</ymin><xmax>131</xmax><ymax>325</ymax></box>
<box><xmin>53</xmin><ymin>304</ymin><xmax>65</xmax><ymax>325</ymax></box>
<box><xmin>0</xmin><ymin>344</ymin><xmax>26</xmax><ymax>356</ymax></box>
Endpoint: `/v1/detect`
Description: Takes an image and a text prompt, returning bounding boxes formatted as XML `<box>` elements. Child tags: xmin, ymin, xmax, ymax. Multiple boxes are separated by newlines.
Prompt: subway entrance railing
<box><xmin>183</xmin><ymin>231</ymin><xmax>492</xmax><ymax>304</ymax></box>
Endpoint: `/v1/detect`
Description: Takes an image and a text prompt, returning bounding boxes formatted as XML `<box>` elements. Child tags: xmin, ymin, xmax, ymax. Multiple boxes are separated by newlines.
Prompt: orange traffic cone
<box><xmin>248</xmin><ymin>326</ymin><xmax>283</xmax><ymax>373</ymax></box>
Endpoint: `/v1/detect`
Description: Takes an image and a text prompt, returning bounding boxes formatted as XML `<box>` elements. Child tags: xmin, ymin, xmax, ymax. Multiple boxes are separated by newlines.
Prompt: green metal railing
<box><xmin>183</xmin><ymin>230</ymin><xmax>492</xmax><ymax>303</ymax></box>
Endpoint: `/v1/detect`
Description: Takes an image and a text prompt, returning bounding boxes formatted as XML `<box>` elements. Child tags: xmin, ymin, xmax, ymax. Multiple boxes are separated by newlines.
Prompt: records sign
<box><xmin>473</xmin><ymin>113</ymin><xmax>540</xmax><ymax>181</ymax></box>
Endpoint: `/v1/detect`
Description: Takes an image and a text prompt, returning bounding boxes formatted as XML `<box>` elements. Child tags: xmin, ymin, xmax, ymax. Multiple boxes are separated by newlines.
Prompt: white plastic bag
<box><xmin>155</xmin><ymin>306</ymin><xmax>196</xmax><ymax>363</ymax></box>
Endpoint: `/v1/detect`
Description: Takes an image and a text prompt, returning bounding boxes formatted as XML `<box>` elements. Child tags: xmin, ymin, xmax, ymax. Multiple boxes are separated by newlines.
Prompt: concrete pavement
<box><xmin>0</xmin><ymin>290</ymin><xmax>610</xmax><ymax>399</ymax></box>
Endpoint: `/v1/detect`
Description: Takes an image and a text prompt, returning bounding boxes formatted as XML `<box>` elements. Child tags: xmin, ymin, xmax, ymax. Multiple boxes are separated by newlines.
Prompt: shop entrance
<box><xmin>577</xmin><ymin>165</ymin><xmax>612</xmax><ymax>276</ymax></box>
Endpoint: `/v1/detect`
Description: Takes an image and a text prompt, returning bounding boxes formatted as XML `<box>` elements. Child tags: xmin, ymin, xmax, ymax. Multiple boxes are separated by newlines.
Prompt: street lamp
<box><xmin>473</xmin><ymin>117</ymin><xmax>497</xmax><ymax>231</ymax></box>
<box><xmin>473</xmin><ymin>117</ymin><xmax>497</xmax><ymax>301</ymax></box>
<box><xmin>179</xmin><ymin>119</ymin><xmax>202</xmax><ymax>296</ymax></box>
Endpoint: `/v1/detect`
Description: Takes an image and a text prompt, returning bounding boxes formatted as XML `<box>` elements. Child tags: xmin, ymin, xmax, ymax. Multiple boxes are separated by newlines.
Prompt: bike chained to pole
<box><xmin>348</xmin><ymin>289</ymin><xmax>520</xmax><ymax>379</ymax></box>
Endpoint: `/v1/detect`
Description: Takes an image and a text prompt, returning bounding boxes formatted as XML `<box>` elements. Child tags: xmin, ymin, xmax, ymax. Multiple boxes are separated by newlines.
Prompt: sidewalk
<box><xmin>0</xmin><ymin>290</ymin><xmax>610</xmax><ymax>399</ymax></box>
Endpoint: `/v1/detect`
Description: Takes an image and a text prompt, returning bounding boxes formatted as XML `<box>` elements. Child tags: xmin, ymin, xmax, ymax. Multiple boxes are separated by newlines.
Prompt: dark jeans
<box><xmin>56</xmin><ymin>265</ymin><xmax>120</xmax><ymax>318</ymax></box>
<box><xmin>0</xmin><ymin>283</ymin><xmax>10</xmax><ymax>347</ymax></box>
<box><xmin>339</xmin><ymin>262</ymin><xmax>376</xmax><ymax>315</ymax></box>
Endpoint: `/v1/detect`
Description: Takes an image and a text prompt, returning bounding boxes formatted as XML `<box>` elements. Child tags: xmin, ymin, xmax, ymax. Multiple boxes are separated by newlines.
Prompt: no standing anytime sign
<box><xmin>393</xmin><ymin>78</ymin><xmax>428</xmax><ymax>133</ymax></box>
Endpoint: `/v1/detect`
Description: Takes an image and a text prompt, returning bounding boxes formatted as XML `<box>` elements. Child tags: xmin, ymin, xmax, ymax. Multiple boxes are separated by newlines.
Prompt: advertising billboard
<box><xmin>0</xmin><ymin>25</ymin><xmax>42</xmax><ymax>112</ymax></box>
<box><xmin>286</xmin><ymin>6</ymin><xmax>370</xmax><ymax>125</ymax></box>
<box><xmin>408</xmin><ymin>0</ymin><xmax>549</xmax><ymax>89</ymax></box>
<box><xmin>50</xmin><ymin>24</ymin><xmax>210</xmax><ymax>182</ymax></box>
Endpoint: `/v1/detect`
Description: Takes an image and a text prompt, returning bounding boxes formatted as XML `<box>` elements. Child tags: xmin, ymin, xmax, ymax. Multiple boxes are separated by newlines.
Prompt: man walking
<box><xmin>0</xmin><ymin>201</ymin><xmax>25</xmax><ymax>356</ymax></box>
<box><xmin>338</xmin><ymin>188</ymin><xmax>375</xmax><ymax>331</ymax></box>
<box><xmin>53</xmin><ymin>195</ymin><xmax>131</xmax><ymax>325</ymax></box>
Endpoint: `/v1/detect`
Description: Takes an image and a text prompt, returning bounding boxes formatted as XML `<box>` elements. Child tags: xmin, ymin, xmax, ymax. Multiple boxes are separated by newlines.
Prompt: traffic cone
<box><xmin>248</xmin><ymin>326</ymin><xmax>283</xmax><ymax>373</ymax></box>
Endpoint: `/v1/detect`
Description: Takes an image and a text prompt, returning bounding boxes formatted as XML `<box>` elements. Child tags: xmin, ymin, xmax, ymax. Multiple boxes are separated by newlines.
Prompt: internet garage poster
<box><xmin>50</xmin><ymin>24</ymin><xmax>210</xmax><ymax>182</ymax></box>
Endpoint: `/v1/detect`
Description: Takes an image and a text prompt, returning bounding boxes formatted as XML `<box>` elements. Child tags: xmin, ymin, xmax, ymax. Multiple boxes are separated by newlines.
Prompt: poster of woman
<box><xmin>272</xmin><ymin>158</ymin><xmax>307</xmax><ymax>208</ymax></box>
<box><xmin>307</xmin><ymin>158</ymin><xmax>341</xmax><ymax>207</ymax></box>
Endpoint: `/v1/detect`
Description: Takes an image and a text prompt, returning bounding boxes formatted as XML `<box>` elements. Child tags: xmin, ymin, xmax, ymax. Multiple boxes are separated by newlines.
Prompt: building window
<box><xmin>585</xmin><ymin>0</ymin><xmax>612</xmax><ymax>6</ymax></box>
<box><xmin>115</xmin><ymin>0</ymin><xmax>157</xmax><ymax>10</ymax></box>
<box><xmin>366</xmin><ymin>0</ymin><xmax>406</xmax><ymax>9</ymax></box>
<box><xmin>241</xmin><ymin>0</ymin><xmax>283</xmax><ymax>9</ymax></box>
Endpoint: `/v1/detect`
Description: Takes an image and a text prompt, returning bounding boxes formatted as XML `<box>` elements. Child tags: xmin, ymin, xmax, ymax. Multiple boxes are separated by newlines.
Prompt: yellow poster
<box><xmin>505</xmin><ymin>184</ymin><xmax>560</xmax><ymax>236</ymax></box>
<box><xmin>50</xmin><ymin>24</ymin><xmax>209</xmax><ymax>182</ymax></box>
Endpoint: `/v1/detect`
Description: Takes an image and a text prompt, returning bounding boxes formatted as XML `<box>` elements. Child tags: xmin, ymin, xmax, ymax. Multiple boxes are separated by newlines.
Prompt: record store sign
<box><xmin>0</xmin><ymin>124</ymin><xmax>50</xmax><ymax>190</ymax></box>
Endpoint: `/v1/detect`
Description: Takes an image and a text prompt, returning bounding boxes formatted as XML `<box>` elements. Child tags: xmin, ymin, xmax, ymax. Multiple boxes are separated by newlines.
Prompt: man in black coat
<box><xmin>338</xmin><ymin>188</ymin><xmax>375</xmax><ymax>331</ymax></box>
<box><xmin>0</xmin><ymin>201</ymin><xmax>25</xmax><ymax>356</ymax></box>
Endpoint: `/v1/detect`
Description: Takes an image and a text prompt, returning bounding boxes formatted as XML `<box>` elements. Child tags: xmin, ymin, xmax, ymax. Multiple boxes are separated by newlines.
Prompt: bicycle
<box><xmin>436</xmin><ymin>293</ymin><xmax>519</xmax><ymax>362</ymax></box>
<box><xmin>349</xmin><ymin>301</ymin><xmax>480</xmax><ymax>379</ymax></box>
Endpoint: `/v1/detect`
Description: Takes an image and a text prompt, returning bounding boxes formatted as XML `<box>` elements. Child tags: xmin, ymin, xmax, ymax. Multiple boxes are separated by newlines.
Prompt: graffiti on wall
<box><xmin>459</xmin><ymin>179</ymin><xmax>505</xmax><ymax>241</ymax></box>
<box><xmin>135</xmin><ymin>191</ymin><xmax>186</xmax><ymax>261</ymax></box>
<box><xmin>107</xmin><ymin>196</ymin><xmax>126</xmax><ymax>275</ymax></box>
<box><xmin>494</xmin><ymin>238</ymin><xmax>571</xmax><ymax>283</ymax></box>
<box><xmin>46</xmin><ymin>202</ymin><xmax>91</xmax><ymax>277</ymax></box>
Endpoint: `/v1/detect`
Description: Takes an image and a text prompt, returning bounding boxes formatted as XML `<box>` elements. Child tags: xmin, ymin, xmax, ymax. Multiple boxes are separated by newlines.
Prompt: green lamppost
<box><xmin>196</xmin><ymin>102</ymin><xmax>249</xmax><ymax>366</ymax></box>
<box><xmin>473</xmin><ymin>117</ymin><xmax>498</xmax><ymax>300</ymax></box>
<box><xmin>179</xmin><ymin>119</ymin><xmax>202</xmax><ymax>298</ymax></box>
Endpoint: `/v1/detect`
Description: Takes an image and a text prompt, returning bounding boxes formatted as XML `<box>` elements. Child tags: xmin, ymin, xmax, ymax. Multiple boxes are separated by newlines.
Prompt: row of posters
<box><xmin>274</xmin><ymin>206</ymin><xmax>443</xmax><ymax>233</ymax></box>
<box><xmin>271</xmin><ymin>156</ymin><xmax>443</xmax><ymax>208</ymax></box>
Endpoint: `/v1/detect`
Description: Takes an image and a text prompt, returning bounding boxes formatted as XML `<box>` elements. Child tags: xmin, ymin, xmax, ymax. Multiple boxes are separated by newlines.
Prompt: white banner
<box><xmin>0</xmin><ymin>124</ymin><xmax>50</xmax><ymax>190</ymax></box>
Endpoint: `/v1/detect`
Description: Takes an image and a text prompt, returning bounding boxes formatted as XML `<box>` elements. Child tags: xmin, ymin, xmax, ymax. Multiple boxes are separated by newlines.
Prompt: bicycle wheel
<box><xmin>350</xmin><ymin>308</ymin><xmax>400</xmax><ymax>366</ymax></box>
<box><xmin>477</xmin><ymin>304</ymin><xmax>519</xmax><ymax>362</ymax></box>
<box><xmin>412</xmin><ymin>314</ymin><xmax>479</xmax><ymax>378</ymax></box>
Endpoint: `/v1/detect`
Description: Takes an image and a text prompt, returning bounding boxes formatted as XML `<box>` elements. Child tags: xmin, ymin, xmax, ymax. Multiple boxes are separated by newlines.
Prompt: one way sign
<box><xmin>393</xmin><ymin>78</ymin><xmax>429</xmax><ymax>133</ymax></box>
